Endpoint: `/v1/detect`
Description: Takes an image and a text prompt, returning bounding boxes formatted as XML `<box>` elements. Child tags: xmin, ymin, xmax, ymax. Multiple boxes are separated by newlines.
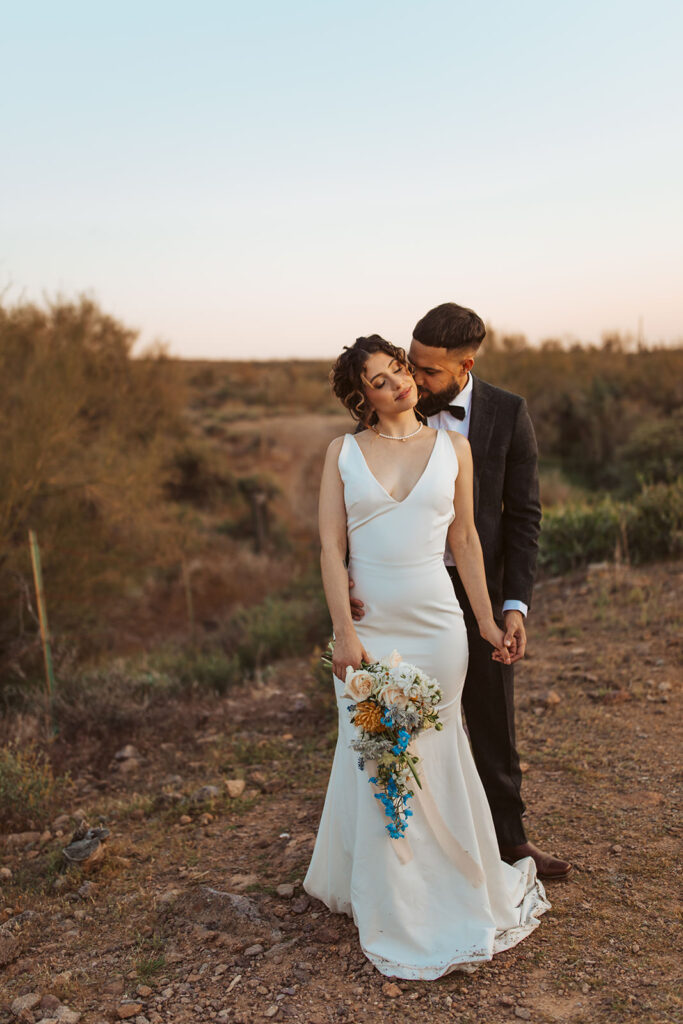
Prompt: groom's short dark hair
<box><xmin>413</xmin><ymin>302</ymin><xmax>486</xmax><ymax>351</ymax></box>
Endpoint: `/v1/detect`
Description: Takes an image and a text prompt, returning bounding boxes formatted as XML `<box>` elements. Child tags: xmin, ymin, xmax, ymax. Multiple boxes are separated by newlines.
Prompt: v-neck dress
<box><xmin>304</xmin><ymin>430</ymin><xmax>550</xmax><ymax>979</ymax></box>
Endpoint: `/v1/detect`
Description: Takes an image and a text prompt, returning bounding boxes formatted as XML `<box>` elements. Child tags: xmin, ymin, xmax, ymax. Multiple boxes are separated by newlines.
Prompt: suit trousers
<box><xmin>447</xmin><ymin>567</ymin><xmax>527</xmax><ymax>847</ymax></box>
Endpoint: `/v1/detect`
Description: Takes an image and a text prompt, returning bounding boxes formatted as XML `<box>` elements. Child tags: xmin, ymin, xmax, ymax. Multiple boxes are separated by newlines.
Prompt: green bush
<box><xmin>539</xmin><ymin>497</ymin><xmax>621</xmax><ymax>574</ymax></box>
<box><xmin>626</xmin><ymin>479</ymin><xmax>683</xmax><ymax>563</ymax></box>
<box><xmin>0</xmin><ymin>744</ymin><xmax>65</xmax><ymax>830</ymax></box>
<box><xmin>539</xmin><ymin>480</ymin><xmax>683</xmax><ymax>574</ymax></box>
<box><xmin>230</xmin><ymin>590</ymin><xmax>330</xmax><ymax>672</ymax></box>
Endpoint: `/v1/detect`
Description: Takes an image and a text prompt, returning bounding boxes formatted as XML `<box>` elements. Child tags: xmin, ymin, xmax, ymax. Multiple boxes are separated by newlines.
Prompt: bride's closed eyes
<box><xmin>365</xmin><ymin>361</ymin><xmax>412</xmax><ymax>390</ymax></box>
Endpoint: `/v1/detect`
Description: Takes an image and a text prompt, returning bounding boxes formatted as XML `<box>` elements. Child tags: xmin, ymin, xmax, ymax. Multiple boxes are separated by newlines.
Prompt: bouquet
<box><xmin>322</xmin><ymin>644</ymin><xmax>443</xmax><ymax>839</ymax></box>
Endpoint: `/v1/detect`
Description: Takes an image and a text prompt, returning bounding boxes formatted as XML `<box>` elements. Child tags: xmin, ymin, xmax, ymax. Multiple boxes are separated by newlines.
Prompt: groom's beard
<box><xmin>416</xmin><ymin>380</ymin><xmax>461</xmax><ymax>417</ymax></box>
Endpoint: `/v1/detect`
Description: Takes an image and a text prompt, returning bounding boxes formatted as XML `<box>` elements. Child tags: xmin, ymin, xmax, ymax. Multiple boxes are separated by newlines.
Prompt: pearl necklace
<box><xmin>373</xmin><ymin>422</ymin><xmax>423</xmax><ymax>442</ymax></box>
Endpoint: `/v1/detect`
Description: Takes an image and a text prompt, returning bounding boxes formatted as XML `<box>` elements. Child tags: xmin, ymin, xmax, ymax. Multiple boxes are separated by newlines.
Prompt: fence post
<box><xmin>28</xmin><ymin>530</ymin><xmax>57</xmax><ymax>736</ymax></box>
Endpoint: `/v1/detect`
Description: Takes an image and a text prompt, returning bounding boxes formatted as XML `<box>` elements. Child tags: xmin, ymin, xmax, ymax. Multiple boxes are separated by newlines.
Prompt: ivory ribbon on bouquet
<box><xmin>392</xmin><ymin>747</ymin><xmax>485</xmax><ymax>888</ymax></box>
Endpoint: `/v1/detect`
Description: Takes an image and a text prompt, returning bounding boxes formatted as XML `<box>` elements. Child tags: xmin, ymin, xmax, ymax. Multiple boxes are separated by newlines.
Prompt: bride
<box><xmin>304</xmin><ymin>335</ymin><xmax>550</xmax><ymax>979</ymax></box>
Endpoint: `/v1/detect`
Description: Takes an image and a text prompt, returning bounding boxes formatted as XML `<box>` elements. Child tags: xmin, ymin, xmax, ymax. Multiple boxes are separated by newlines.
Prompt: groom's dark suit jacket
<box><xmin>463</xmin><ymin>375</ymin><xmax>541</xmax><ymax>618</ymax></box>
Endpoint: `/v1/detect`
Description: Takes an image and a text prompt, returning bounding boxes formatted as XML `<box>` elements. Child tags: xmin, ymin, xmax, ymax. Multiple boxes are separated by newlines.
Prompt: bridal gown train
<box><xmin>304</xmin><ymin>429</ymin><xmax>550</xmax><ymax>980</ymax></box>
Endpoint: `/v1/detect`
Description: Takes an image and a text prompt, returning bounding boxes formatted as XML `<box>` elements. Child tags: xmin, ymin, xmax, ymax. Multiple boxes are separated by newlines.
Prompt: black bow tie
<box><xmin>447</xmin><ymin>405</ymin><xmax>466</xmax><ymax>420</ymax></box>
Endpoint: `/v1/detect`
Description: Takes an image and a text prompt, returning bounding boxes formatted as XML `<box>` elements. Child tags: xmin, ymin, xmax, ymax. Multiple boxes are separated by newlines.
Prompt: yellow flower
<box><xmin>353</xmin><ymin>701</ymin><xmax>386</xmax><ymax>734</ymax></box>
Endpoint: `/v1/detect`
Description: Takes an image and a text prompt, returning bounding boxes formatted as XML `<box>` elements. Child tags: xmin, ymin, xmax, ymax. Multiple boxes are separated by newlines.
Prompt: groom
<box><xmin>353</xmin><ymin>302</ymin><xmax>571</xmax><ymax>881</ymax></box>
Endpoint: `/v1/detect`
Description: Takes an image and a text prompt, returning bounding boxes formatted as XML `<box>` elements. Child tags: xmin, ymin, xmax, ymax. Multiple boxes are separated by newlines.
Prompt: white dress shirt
<box><xmin>427</xmin><ymin>374</ymin><xmax>528</xmax><ymax>617</ymax></box>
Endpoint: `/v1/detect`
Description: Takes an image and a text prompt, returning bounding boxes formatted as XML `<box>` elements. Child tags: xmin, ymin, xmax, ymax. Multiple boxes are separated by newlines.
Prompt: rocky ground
<box><xmin>1</xmin><ymin>561</ymin><xmax>681</xmax><ymax>1024</ymax></box>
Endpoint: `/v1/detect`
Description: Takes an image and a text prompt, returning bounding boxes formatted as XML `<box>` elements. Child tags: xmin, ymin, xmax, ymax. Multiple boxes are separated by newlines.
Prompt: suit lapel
<box><xmin>468</xmin><ymin>376</ymin><xmax>497</xmax><ymax>516</ymax></box>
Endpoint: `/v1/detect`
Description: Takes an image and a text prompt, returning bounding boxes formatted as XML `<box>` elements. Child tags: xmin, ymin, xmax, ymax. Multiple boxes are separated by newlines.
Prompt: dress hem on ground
<box><xmin>305</xmin><ymin>857</ymin><xmax>550</xmax><ymax>980</ymax></box>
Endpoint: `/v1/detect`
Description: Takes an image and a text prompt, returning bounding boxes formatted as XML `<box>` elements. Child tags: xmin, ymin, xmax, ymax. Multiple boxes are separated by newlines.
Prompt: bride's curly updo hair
<box><xmin>330</xmin><ymin>335</ymin><xmax>413</xmax><ymax>426</ymax></box>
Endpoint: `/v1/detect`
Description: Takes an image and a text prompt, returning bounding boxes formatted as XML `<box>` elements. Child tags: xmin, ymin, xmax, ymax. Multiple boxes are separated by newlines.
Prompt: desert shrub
<box><xmin>0</xmin><ymin>296</ymin><xmax>188</xmax><ymax>682</ymax></box>
<box><xmin>615</xmin><ymin>411</ymin><xmax>683</xmax><ymax>494</ymax></box>
<box><xmin>229</xmin><ymin>588</ymin><xmax>329</xmax><ymax>672</ymax></box>
<box><xmin>539</xmin><ymin>498</ymin><xmax>621</xmax><ymax>574</ymax></box>
<box><xmin>539</xmin><ymin>480</ymin><xmax>683</xmax><ymax>574</ymax></box>
<box><xmin>163</xmin><ymin>443</ymin><xmax>238</xmax><ymax>506</ymax></box>
<box><xmin>150</xmin><ymin>648</ymin><xmax>242</xmax><ymax>695</ymax></box>
<box><xmin>626</xmin><ymin>479</ymin><xmax>683</xmax><ymax>563</ymax></box>
<box><xmin>0</xmin><ymin>743</ymin><xmax>65</xmax><ymax>830</ymax></box>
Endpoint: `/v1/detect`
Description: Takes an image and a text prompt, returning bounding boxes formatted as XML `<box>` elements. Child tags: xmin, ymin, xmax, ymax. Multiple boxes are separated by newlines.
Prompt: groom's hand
<box><xmin>349</xmin><ymin>578</ymin><xmax>365</xmax><ymax>621</ymax></box>
<box><xmin>503</xmin><ymin>610</ymin><xmax>527</xmax><ymax>663</ymax></box>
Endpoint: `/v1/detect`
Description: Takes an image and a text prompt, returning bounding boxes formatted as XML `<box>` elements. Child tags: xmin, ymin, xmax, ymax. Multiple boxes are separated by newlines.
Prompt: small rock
<box><xmin>178</xmin><ymin>815</ymin><xmax>192</xmax><ymax>826</ymax></box>
<box><xmin>136</xmin><ymin>985</ymin><xmax>153</xmax><ymax>997</ymax></box>
<box><xmin>515</xmin><ymin>1009</ymin><xmax>532</xmax><ymax>1021</ymax></box>
<box><xmin>0</xmin><ymin>866</ymin><xmax>12</xmax><ymax>881</ymax></box>
<box><xmin>264</xmin><ymin>1007</ymin><xmax>279</xmax><ymax>1019</ymax></box>
<box><xmin>581</xmin><ymin>983</ymin><xmax>590</xmax><ymax>994</ymax></box>
<box><xmin>161</xmin><ymin>773</ymin><xmax>184</xmax><ymax>786</ymax></box>
<box><xmin>225</xmin><ymin>779</ymin><xmax>246</xmax><ymax>799</ymax></box>
<box><xmin>632</xmin><ymin>943</ymin><xmax>640</xmax><ymax>953</ymax></box>
<box><xmin>157</xmin><ymin>888</ymin><xmax>181</xmax><ymax>905</ymax></box>
<box><xmin>118</xmin><ymin>759</ymin><xmax>141</xmax><ymax>775</ymax></box>
<box><xmin>6</xmin><ymin>831</ymin><xmax>41</xmax><ymax>848</ymax></box>
<box><xmin>191</xmin><ymin>785</ymin><xmax>220</xmax><ymax>803</ymax></box>
<box><xmin>499</xmin><ymin>995</ymin><xmax>515</xmax><ymax>1006</ymax></box>
<box><xmin>230</xmin><ymin>873</ymin><xmax>258</xmax><ymax>891</ymax></box>
<box><xmin>40</xmin><ymin>996</ymin><xmax>61</xmax><ymax>1012</ymax></box>
<box><xmin>518</xmin><ymin>762</ymin><xmax>530</xmax><ymax>774</ymax></box>
<box><xmin>290</xmin><ymin>896</ymin><xmax>309</xmax><ymax>914</ymax></box>
<box><xmin>11</xmin><ymin>993</ymin><xmax>41</xmax><ymax>1015</ymax></box>
<box><xmin>78</xmin><ymin>881</ymin><xmax>98</xmax><ymax>899</ymax></box>
<box><xmin>115</xmin><ymin>745</ymin><xmax>139</xmax><ymax>761</ymax></box>
<box><xmin>117</xmin><ymin>1006</ymin><xmax>143</xmax><ymax>1020</ymax></box>
<box><xmin>545</xmin><ymin>689</ymin><xmax>561</xmax><ymax>706</ymax></box>
<box><xmin>199</xmin><ymin>812</ymin><xmax>213</xmax><ymax>826</ymax></box>
<box><xmin>54</xmin><ymin>1008</ymin><xmax>81</xmax><ymax>1023</ymax></box>
<box><xmin>610</xmin><ymin>844</ymin><xmax>623</xmax><ymax>854</ymax></box>
<box><xmin>244</xmin><ymin>944</ymin><xmax>264</xmax><ymax>957</ymax></box>
<box><xmin>62</xmin><ymin>837</ymin><xmax>105</xmax><ymax>871</ymax></box>
<box><xmin>382</xmin><ymin>982</ymin><xmax>401</xmax><ymax>998</ymax></box>
<box><xmin>276</xmin><ymin>883</ymin><xmax>295</xmax><ymax>898</ymax></box>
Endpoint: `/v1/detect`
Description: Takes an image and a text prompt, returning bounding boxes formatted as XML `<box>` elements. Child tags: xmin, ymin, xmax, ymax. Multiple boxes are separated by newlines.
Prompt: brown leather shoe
<box><xmin>500</xmin><ymin>841</ymin><xmax>573</xmax><ymax>881</ymax></box>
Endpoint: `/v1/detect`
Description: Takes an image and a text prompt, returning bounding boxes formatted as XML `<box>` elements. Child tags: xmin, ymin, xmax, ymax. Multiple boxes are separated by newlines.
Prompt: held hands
<box><xmin>332</xmin><ymin>629</ymin><xmax>374</xmax><ymax>681</ymax></box>
<box><xmin>479</xmin><ymin>620</ymin><xmax>513</xmax><ymax>665</ymax></box>
<box><xmin>502</xmin><ymin>609</ymin><xmax>527</xmax><ymax>664</ymax></box>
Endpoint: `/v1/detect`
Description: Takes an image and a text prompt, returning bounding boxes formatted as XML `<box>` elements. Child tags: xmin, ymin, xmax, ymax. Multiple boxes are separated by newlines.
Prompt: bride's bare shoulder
<box><xmin>325</xmin><ymin>434</ymin><xmax>351</xmax><ymax>458</ymax></box>
<box><xmin>444</xmin><ymin>430</ymin><xmax>471</xmax><ymax>455</ymax></box>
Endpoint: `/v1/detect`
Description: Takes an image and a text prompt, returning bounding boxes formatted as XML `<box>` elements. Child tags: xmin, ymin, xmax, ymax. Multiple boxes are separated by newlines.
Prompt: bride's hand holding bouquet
<box><xmin>331</xmin><ymin>627</ymin><xmax>374</xmax><ymax>682</ymax></box>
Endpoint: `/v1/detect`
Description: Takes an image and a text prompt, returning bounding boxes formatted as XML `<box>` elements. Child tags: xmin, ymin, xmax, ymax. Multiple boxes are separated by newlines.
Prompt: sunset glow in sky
<box><xmin>2</xmin><ymin>1</ymin><xmax>682</xmax><ymax>357</ymax></box>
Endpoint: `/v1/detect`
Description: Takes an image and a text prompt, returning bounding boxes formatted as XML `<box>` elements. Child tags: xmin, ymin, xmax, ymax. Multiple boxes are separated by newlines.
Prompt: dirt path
<box><xmin>1</xmin><ymin>562</ymin><xmax>681</xmax><ymax>1024</ymax></box>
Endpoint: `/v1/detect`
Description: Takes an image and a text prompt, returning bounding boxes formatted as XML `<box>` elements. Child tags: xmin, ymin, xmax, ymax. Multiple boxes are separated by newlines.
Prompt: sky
<box><xmin>2</xmin><ymin>0</ymin><xmax>682</xmax><ymax>358</ymax></box>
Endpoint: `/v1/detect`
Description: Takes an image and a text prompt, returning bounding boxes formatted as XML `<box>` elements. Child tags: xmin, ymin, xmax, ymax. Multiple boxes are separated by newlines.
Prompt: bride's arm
<box><xmin>446</xmin><ymin>434</ymin><xmax>511</xmax><ymax>664</ymax></box>
<box><xmin>319</xmin><ymin>438</ymin><xmax>373</xmax><ymax>679</ymax></box>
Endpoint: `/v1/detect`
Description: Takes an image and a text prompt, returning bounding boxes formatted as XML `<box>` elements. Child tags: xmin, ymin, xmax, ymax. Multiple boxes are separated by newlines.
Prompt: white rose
<box><xmin>380</xmin><ymin>650</ymin><xmax>402</xmax><ymax>670</ymax></box>
<box><xmin>379</xmin><ymin>683</ymin><xmax>411</xmax><ymax>709</ymax></box>
<box><xmin>343</xmin><ymin>669</ymin><xmax>374</xmax><ymax>702</ymax></box>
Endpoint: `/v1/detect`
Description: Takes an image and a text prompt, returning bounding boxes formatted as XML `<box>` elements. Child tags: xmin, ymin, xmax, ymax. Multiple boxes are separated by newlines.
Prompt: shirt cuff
<box><xmin>502</xmin><ymin>600</ymin><xmax>528</xmax><ymax>617</ymax></box>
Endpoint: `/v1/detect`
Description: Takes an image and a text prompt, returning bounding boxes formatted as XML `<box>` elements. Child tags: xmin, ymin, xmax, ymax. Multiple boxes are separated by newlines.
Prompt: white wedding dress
<box><xmin>304</xmin><ymin>430</ymin><xmax>550</xmax><ymax>979</ymax></box>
